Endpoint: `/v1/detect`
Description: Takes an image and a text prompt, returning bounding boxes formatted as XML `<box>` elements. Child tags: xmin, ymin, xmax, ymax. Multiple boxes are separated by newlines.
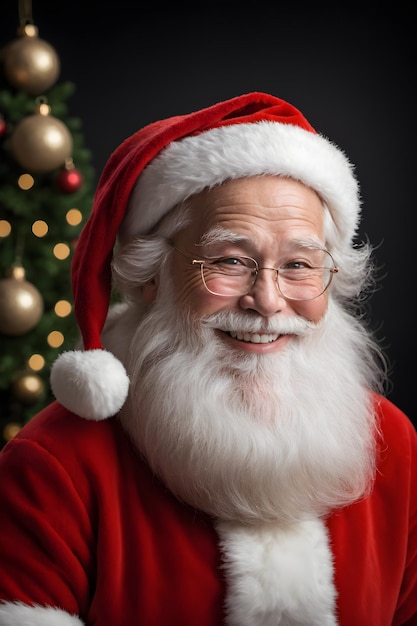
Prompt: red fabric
<box><xmin>0</xmin><ymin>395</ymin><xmax>416</xmax><ymax>625</ymax></box>
<box><xmin>73</xmin><ymin>93</ymin><xmax>315</xmax><ymax>352</ymax></box>
<box><xmin>327</xmin><ymin>399</ymin><xmax>417</xmax><ymax>625</ymax></box>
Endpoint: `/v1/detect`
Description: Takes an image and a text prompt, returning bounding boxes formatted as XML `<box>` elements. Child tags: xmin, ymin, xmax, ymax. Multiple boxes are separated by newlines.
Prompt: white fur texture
<box><xmin>0</xmin><ymin>602</ymin><xmax>84</xmax><ymax>625</ymax></box>
<box><xmin>122</xmin><ymin>121</ymin><xmax>359</xmax><ymax>245</ymax></box>
<box><xmin>216</xmin><ymin>518</ymin><xmax>338</xmax><ymax>626</ymax></box>
<box><xmin>50</xmin><ymin>349</ymin><xmax>129</xmax><ymax>420</ymax></box>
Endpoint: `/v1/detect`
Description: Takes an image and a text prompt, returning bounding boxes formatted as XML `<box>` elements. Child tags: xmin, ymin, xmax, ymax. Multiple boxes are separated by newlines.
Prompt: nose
<box><xmin>238</xmin><ymin>268</ymin><xmax>287</xmax><ymax>316</ymax></box>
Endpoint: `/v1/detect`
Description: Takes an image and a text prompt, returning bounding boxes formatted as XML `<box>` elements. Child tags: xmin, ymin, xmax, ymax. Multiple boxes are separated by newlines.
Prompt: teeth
<box><xmin>229</xmin><ymin>331</ymin><xmax>279</xmax><ymax>343</ymax></box>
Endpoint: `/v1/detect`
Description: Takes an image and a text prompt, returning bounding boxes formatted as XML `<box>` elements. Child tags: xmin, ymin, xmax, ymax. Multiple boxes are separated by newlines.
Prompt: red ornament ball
<box><xmin>0</xmin><ymin>116</ymin><xmax>7</xmax><ymax>137</ymax></box>
<box><xmin>56</xmin><ymin>167</ymin><xmax>83</xmax><ymax>193</ymax></box>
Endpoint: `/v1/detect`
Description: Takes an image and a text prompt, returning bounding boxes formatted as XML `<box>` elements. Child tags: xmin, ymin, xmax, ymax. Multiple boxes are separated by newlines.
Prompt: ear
<box><xmin>142</xmin><ymin>276</ymin><xmax>159</xmax><ymax>304</ymax></box>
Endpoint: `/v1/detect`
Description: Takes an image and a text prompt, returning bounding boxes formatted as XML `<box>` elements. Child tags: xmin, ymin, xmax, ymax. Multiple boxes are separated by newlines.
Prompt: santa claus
<box><xmin>0</xmin><ymin>92</ymin><xmax>416</xmax><ymax>625</ymax></box>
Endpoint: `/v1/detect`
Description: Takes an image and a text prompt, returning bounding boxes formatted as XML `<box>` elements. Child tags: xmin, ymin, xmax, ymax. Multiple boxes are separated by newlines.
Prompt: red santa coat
<box><xmin>0</xmin><ymin>394</ymin><xmax>416</xmax><ymax>625</ymax></box>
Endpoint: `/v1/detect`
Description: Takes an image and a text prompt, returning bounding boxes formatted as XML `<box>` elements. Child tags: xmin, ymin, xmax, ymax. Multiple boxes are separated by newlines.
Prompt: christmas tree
<box><xmin>0</xmin><ymin>3</ymin><xmax>95</xmax><ymax>447</ymax></box>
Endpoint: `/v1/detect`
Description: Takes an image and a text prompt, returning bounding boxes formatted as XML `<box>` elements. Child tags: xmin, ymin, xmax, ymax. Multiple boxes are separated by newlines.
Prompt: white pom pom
<box><xmin>50</xmin><ymin>349</ymin><xmax>129</xmax><ymax>420</ymax></box>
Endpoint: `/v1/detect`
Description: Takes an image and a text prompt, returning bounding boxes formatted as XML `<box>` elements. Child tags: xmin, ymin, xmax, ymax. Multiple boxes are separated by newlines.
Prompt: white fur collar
<box><xmin>216</xmin><ymin>517</ymin><xmax>338</xmax><ymax>626</ymax></box>
<box><xmin>0</xmin><ymin>602</ymin><xmax>84</xmax><ymax>625</ymax></box>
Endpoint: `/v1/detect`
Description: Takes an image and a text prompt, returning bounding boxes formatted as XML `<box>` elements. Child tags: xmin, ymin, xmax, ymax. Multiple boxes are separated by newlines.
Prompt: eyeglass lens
<box><xmin>200</xmin><ymin>252</ymin><xmax>335</xmax><ymax>301</ymax></box>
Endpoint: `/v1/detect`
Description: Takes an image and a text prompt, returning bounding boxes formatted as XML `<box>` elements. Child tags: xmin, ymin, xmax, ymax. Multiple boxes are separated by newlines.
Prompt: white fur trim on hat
<box><xmin>50</xmin><ymin>349</ymin><xmax>129</xmax><ymax>420</ymax></box>
<box><xmin>121</xmin><ymin>120</ymin><xmax>360</xmax><ymax>246</ymax></box>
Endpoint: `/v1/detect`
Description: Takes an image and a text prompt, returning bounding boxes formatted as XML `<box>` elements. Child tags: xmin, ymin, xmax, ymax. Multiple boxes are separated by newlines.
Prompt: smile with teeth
<box><xmin>228</xmin><ymin>331</ymin><xmax>280</xmax><ymax>344</ymax></box>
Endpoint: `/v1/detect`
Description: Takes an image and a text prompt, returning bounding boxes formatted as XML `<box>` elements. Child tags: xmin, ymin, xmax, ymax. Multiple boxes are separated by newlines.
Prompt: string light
<box><xmin>28</xmin><ymin>354</ymin><xmax>45</xmax><ymax>371</ymax></box>
<box><xmin>54</xmin><ymin>299</ymin><xmax>71</xmax><ymax>317</ymax></box>
<box><xmin>32</xmin><ymin>220</ymin><xmax>48</xmax><ymax>237</ymax></box>
<box><xmin>53</xmin><ymin>242</ymin><xmax>70</xmax><ymax>260</ymax></box>
<box><xmin>66</xmin><ymin>208</ymin><xmax>82</xmax><ymax>226</ymax></box>
<box><xmin>17</xmin><ymin>173</ymin><xmax>34</xmax><ymax>190</ymax></box>
<box><xmin>47</xmin><ymin>330</ymin><xmax>64</xmax><ymax>348</ymax></box>
<box><xmin>3</xmin><ymin>423</ymin><xmax>22</xmax><ymax>441</ymax></box>
<box><xmin>0</xmin><ymin>220</ymin><xmax>12</xmax><ymax>237</ymax></box>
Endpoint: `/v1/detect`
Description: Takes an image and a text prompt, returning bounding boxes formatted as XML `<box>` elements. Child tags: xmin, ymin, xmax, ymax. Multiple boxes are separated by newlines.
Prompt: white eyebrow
<box><xmin>197</xmin><ymin>229</ymin><xmax>325</xmax><ymax>251</ymax></box>
<box><xmin>287</xmin><ymin>236</ymin><xmax>327</xmax><ymax>250</ymax></box>
<box><xmin>197</xmin><ymin>227</ymin><xmax>250</xmax><ymax>247</ymax></box>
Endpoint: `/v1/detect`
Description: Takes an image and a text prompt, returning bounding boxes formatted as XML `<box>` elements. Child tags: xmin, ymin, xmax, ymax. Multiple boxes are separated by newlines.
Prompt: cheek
<box><xmin>172</xmin><ymin>266</ymin><xmax>229</xmax><ymax>316</ymax></box>
<box><xmin>172</xmin><ymin>267</ymin><xmax>210</xmax><ymax>309</ymax></box>
<box><xmin>292</xmin><ymin>293</ymin><xmax>329</xmax><ymax>323</ymax></box>
<box><xmin>172</xmin><ymin>263</ymin><xmax>202</xmax><ymax>298</ymax></box>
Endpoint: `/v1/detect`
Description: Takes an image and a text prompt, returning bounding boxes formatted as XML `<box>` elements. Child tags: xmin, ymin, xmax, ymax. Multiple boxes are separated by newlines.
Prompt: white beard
<box><xmin>104</xmin><ymin>285</ymin><xmax>378</xmax><ymax>525</ymax></box>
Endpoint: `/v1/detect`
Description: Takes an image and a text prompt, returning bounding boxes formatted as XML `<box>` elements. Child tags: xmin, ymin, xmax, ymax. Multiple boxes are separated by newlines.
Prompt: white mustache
<box><xmin>201</xmin><ymin>311</ymin><xmax>322</xmax><ymax>336</ymax></box>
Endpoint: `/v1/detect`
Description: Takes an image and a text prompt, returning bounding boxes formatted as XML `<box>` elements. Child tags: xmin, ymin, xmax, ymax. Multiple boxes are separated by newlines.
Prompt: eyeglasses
<box><xmin>168</xmin><ymin>240</ymin><xmax>339</xmax><ymax>301</ymax></box>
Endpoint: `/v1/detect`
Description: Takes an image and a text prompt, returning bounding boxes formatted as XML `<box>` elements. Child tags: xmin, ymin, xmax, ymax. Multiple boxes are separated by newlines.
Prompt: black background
<box><xmin>1</xmin><ymin>2</ymin><xmax>415</xmax><ymax>424</ymax></box>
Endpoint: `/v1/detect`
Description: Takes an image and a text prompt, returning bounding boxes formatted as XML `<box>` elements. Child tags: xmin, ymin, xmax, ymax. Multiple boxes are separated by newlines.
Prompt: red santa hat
<box><xmin>50</xmin><ymin>91</ymin><xmax>360</xmax><ymax>420</ymax></box>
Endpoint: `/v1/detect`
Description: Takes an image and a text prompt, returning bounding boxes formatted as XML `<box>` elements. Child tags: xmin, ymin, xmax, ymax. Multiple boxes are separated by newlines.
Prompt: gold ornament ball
<box><xmin>0</xmin><ymin>266</ymin><xmax>44</xmax><ymax>335</ymax></box>
<box><xmin>2</xmin><ymin>25</ymin><xmax>60</xmax><ymax>95</ymax></box>
<box><xmin>11</xmin><ymin>107</ymin><xmax>73</xmax><ymax>173</ymax></box>
<box><xmin>11</xmin><ymin>372</ymin><xmax>45</xmax><ymax>405</ymax></box>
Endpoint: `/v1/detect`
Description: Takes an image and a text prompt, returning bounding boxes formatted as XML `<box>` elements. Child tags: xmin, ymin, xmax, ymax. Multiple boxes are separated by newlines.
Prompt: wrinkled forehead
<box><xmin>187</xmin><ymin>175</ymin><xmax>325</xmax><ymax>234</ymax></box>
